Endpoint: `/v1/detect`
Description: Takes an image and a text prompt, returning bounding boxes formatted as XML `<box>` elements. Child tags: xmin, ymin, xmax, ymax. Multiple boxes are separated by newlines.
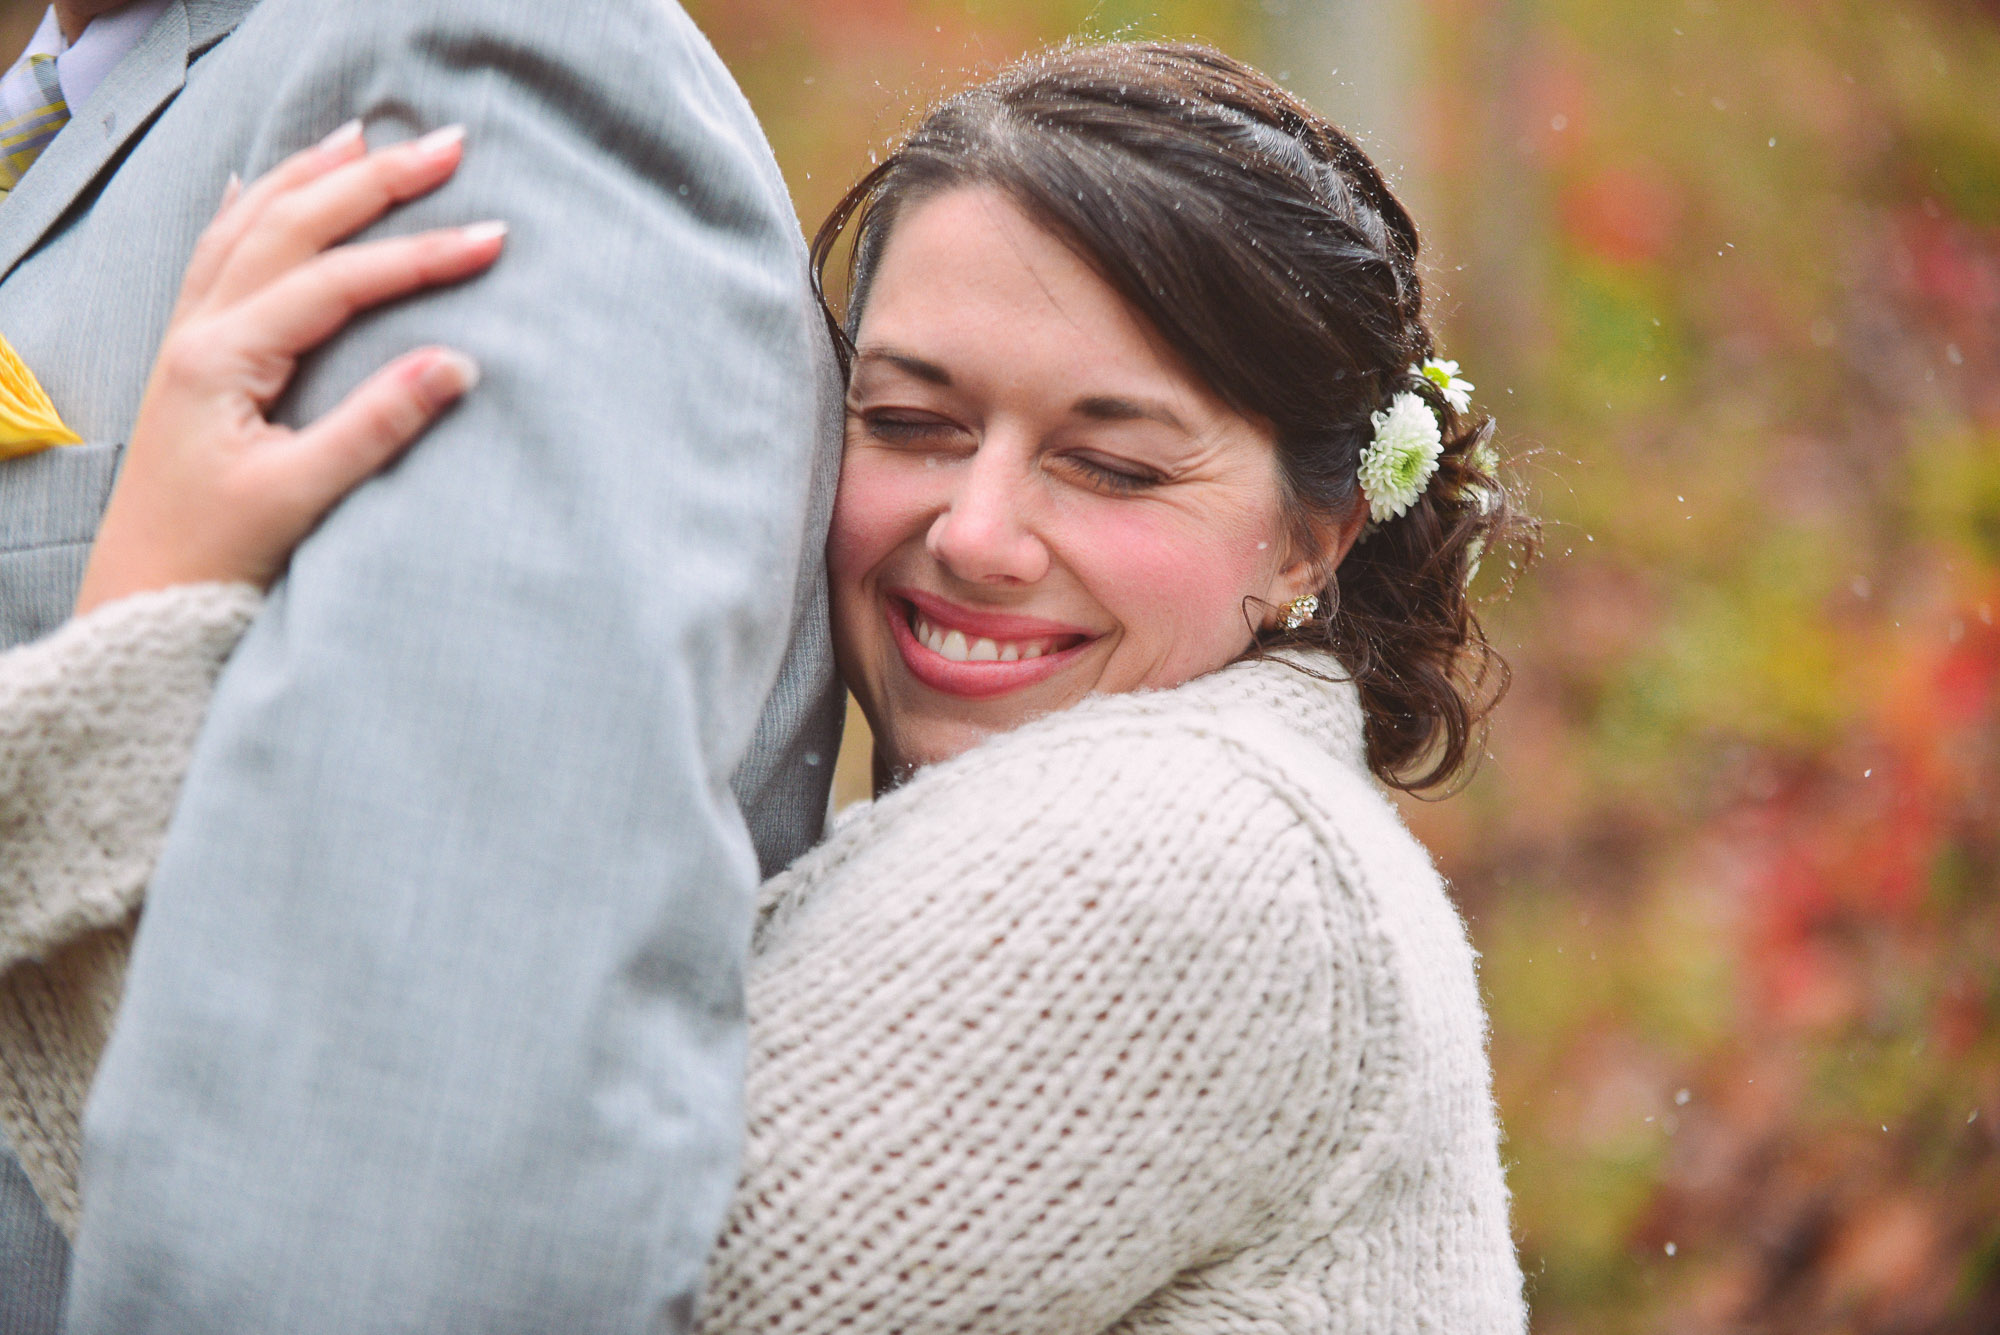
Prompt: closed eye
<box><xmin>1059</xmin><ymin>452</ymin><xmax>1165</xmax><ymax>494</ymax></box>
<box><xmin>852</xmin><ymin>408</ymin><xmax>965</xmax><ymax>446</ymax></box>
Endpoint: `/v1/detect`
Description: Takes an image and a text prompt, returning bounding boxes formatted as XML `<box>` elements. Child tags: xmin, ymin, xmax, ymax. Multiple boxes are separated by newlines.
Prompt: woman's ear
<box><xmin>1269</xmin><ymin>497</ymin><xmax>1367</xmax><ymax>619</ymax></box>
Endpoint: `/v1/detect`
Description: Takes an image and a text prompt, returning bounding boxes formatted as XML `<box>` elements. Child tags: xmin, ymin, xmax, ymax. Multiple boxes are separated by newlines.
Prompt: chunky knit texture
<box><xmin>0</xmin><ymin>582</ymin><xmax>262</xmax><ymax>1235</ymax></box>
<box><xmin>700</xmin><ymin>655</ymin><xmax>1525</xmax><ymax>1333</ymax></box>
<box><xmin>0</xmin><ymin>593</ymin><xmax>1525</xmax><ymax>1330</ymax></box>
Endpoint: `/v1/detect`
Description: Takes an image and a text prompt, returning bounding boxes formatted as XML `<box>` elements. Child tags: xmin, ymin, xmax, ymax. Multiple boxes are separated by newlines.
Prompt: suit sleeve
<box><xmin>64</xmin><ymin>3</ymin><xmax>838</xmax><ymax>1330</ymax></box>
<box><xmin>698</xmin><ymin>725</ymin><xmax>1347</xmax><ymax>1333</ymax></box>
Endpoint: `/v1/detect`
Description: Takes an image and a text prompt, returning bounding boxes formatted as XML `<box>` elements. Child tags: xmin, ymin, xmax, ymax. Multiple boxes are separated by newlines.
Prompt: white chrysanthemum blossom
<box><xmin>1417</xmin><ymin>357</ymin><xmax>1474</xmax><ymax>414</ymax></box>
<box><xmin>1358</xmin><ymin>392</ymin><xmax>1444</xmax><ymax>524</ymax></box>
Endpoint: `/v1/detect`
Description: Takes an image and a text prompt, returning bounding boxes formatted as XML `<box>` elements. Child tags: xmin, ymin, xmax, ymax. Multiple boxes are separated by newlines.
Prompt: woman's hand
<box><xmin>73</xmin><ymin>121</ymin><xmax>507</xmax><ymax>615</ymax></box>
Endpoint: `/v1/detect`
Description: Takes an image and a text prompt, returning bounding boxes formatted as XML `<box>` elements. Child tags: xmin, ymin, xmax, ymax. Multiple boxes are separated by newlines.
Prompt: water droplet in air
<box><xmin>1675</xmin><ymin>1088</ymin><xmax>1691</xmax><ymax>1105</ymax></box>
<box><xmin>1665</xmin><ymin>1242</ymin><xmax>1677</xmax><ymax>1256</ymax></box>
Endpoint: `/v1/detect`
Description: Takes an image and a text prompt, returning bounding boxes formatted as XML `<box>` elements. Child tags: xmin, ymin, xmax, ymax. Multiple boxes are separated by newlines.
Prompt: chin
<box><xmin>877</xmin><ymin>712</ymin><xmax>1012</xmax><ymax>783</ymax></box>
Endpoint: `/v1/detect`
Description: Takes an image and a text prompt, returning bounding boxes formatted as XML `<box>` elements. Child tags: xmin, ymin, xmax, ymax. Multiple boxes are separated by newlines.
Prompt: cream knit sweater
<box><xmin>1</xmin><ymin>586</ymin><xmax>1524</xmax><ymax>1333</ymax></box>
<box><xmin>0</xmin><ymin>583</ymin><xmax>263</xmax><ymax>1234</ymax></box>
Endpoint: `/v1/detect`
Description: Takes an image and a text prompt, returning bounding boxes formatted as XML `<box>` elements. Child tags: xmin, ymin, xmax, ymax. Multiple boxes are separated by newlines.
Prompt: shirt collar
<box><xmin>53</xmin><ymin>0</ymin><xmax>172</xmax><ymax>115</ymax></box>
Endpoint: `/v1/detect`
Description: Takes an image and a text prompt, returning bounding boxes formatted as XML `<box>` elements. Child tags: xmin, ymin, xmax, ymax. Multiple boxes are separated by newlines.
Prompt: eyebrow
<box><xmin>1072</xmin><ymin>395</ymin><xmax>1188</xmax><ymax>433</ymax></box>
<box><xmin>853</xmin><ymin>346</ymin><xmax>953</xmax><ymax>386</ymax></box>
<box><xmin>853</xmin><ymin>346</ymin><xmax>1189</xmax><ymax>434</ymax></box>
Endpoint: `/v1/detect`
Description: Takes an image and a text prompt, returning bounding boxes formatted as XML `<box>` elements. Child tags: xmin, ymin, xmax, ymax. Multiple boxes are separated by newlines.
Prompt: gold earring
<box><xmin>1281</xmin><ymin>593</ymin><xmax>1320</xmax><ymax>631</ymax></box>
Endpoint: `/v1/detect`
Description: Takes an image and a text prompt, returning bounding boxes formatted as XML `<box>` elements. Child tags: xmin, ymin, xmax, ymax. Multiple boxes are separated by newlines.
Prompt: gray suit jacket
<box><xmin>0</xmin><ymin>0</ymin><xmax>842</xmax><ymax>1329</ymax></box>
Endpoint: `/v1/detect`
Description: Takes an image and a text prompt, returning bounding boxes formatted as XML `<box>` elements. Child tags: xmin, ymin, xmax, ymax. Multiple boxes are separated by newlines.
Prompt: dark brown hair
<box><xmin>811</xmin><ymin>40</ymin><xmax>1536</xmax><ymax>792</ymax></box>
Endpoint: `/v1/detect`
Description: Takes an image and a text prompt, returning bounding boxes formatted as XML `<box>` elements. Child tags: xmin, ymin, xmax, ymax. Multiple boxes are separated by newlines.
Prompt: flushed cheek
<box><xmin>828</xmin><ymin>455</ymin><xmax>930</xmax><ymax>596</ymax></box>
<box><xmin>1070</xmin><ymin>505</ymin><xmax>1277</xmax><ymax>688</ymax></box>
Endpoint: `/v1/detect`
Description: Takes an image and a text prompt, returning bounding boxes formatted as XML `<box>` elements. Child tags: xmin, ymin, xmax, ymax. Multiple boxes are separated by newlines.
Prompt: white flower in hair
<box><xmin>1358</xmin><ymin>391</ymin><xmax>1443</xmax><ymax>523</ymax></box>
<box><xmin>1417</xmin><ymin>357</ymin><xmax>1474</xmax><ymax>414</ymax></box>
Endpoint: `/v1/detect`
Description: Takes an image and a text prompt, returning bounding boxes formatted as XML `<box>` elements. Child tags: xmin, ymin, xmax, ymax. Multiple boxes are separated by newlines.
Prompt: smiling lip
<box><xmin>887</xmin><ymin>589</ymin><xmax>1097</xmax><ymax>699</ymax></box>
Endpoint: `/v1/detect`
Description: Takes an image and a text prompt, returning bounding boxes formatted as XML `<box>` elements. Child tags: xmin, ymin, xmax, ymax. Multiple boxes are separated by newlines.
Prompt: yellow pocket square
<box><xmin>0</xmin><ymin>332</ymin><xmax>81</xmax><ymax>461</ymax></box>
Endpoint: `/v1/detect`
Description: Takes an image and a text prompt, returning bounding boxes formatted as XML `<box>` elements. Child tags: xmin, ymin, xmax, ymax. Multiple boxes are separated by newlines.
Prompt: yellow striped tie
<box><xmin>0</xmin><ymin>54</ymin><xmax>67</xmax><ymax>199</ymax></box>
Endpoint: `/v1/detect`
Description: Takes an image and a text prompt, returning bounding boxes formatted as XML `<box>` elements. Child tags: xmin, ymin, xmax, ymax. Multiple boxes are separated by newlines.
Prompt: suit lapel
<box><xmin>0</xmin><ymin>0</ymin><xmax>257</xmax><ymax>285</ymax></box>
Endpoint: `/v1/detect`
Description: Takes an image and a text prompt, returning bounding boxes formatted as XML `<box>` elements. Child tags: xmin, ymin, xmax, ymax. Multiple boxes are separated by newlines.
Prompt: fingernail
<box><xmin>317</xmin><ymin>118</ymin><xmax>365</xmax><ymax>155</ymax></box>
<box><xmin>459</xmin><ymin>220</ymin><xmax>508</xmax><ymax>245</ymax></box>
<box><xmin>427</xmin><ymin>348</ymin><xmax>481</xmax><ymax>396</ymax></box>
<box><xmin>412</xmin><ymin>124</ymin><xmax>467</xmax><ymax>157</ymax></box>
<box><xmin>221</xmin><ymin>172</ymin><xmax>242</xmax><ymax>206</ymax></box>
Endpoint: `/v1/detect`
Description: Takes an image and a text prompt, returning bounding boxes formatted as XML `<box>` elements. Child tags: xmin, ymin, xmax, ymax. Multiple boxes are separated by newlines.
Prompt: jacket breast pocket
<box><xmin>0</xmin><ymin>440</ymin><xmax>120</xmax><ymax>647</ymax></box>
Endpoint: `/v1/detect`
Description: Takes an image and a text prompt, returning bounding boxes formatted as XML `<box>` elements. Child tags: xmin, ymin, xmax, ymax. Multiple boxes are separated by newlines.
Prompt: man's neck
<box><xmin>53</xmin><ymin>0</ymin><xmax>133</xmax><ymax>45</ymax></box>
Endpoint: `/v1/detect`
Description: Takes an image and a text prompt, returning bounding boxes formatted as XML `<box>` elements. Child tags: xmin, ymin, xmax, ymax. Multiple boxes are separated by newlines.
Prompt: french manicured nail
<box><xmin>425</xmin><ymin>348</ymin><xmax>481</xmax><ymax>397</ymax></box>
<box><xmin>413</xmin><ymin>124</ymin><xmax>467</xmax><ymax>157</ymax></box>
<box><xmin>317</xmin><ymin>118</ymin><xmax>365</xmax><ymax>154</ymax></box>
<box><xmin>459</xmin><ymin>220</ymin><xmax>508</xmax><ymax>245</ymax></box>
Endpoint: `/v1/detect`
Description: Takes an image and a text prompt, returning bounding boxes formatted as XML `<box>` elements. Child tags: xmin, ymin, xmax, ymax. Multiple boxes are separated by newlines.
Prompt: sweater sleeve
<box><xmin>0</xmin><ymin>582</ymin><xmax>262</xmax><ymax>973</ymax></box>
<box><xmin>699</xmin><ymin>720</ymin><xmax>1347</xmax><ymax>1333</ymax></box>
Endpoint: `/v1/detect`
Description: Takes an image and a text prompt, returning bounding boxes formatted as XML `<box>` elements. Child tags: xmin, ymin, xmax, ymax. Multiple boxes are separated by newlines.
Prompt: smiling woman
<box><xmin>693</xmin><ymin>39</ymin><xmax>1536</xmax><ymax>1335</ymax></box>
<box><xmin>816</xmin><ymin>42</ymin><xmax>1529</xmax><ymax>795</ymax></box>
<box><xmin>830</xmin><ymin>186</ymin><xmax>1329</xmax><ymax>778</ymax></box>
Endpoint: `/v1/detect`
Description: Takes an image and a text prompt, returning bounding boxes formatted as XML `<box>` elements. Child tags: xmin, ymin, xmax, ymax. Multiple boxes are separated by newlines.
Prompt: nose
<box><xmin>925</xmin><ymin>445</ymin><xmax>1050</xmax><ymax>585</ymax></box>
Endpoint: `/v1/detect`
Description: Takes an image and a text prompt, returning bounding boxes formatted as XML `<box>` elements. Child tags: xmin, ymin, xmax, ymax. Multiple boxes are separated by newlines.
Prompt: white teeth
<box><xmin>908</xmin><ymin>606</ymin><xmax>1063</xmax><ymax>665</ymax></box>
<box><xmin>912</xmin><ymin>614</ymin><xmax>947</xmax><ymax>654</ymax></box>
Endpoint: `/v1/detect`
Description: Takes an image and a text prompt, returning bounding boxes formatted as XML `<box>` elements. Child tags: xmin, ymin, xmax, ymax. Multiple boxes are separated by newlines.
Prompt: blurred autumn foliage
<box><xmin>1414</xmin><ymin>2</ymin><xmax>2000</xmax><ymax>1331</ymax></box>
<box><xmin>689</xmin><ymin>1</ymin><xmax>2000</xmax><ymax>1330</ymax></box>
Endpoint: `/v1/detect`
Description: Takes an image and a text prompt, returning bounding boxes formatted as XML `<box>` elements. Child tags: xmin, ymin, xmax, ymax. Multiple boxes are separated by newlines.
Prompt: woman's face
<box><xmin>828</xmin><ymin>186</ymin><xmax>1327</xmax><ymax>779</ymax></box>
